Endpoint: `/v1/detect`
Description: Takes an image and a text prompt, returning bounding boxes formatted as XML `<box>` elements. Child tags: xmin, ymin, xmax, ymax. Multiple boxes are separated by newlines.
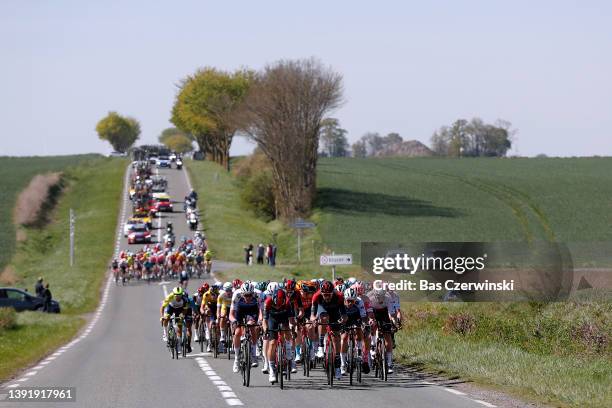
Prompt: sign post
<box><xmin>69</xmin><ymin>209</ymin><xmax>75</xmax><ymax>267</ymax></box>
<box><xmin>290</xmin><ymin>218</ymin><xmax>315</xmax><ymax>262</ymax></box>
<box><xmin>319</xmin><ymin>253</ymin><xmax>352</xmax><ymax>281</ymax></box>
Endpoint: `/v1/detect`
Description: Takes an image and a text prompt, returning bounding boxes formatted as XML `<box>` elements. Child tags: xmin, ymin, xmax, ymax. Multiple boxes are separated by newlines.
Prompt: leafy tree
<box><xmin>430</xmin><ymin>118</ymin><xmax>514</xmax><ymax>157</ymax></box>
<box><xmin>320</xmin><ymin>118</ymin><xmax>349</xmax><ymax>157</ymax></box>
<box><xmin>162</xmin><ymin>134</ymin><xmax>193</xmax><ymax>153</ymax></box>
<box><xmin>159</xmin><ymin>127</ymin><xmax>192</xmax><ymax>144</ymax></box>
<box><xmin>171</xmin><ymin>67</ymin><xmax>252</xmax><ymax>170</ymax></box>
<box><xmin>95</xmin><ymin>112</ymin><xmax>140</xmax><ymax>153</ymax></box>
<box><xmin>236</xmin><ymin>58</ymin><xmax>344</xmax><ymax>219</ymax></box>
<box><xmin>352</xmin><ymin>140</ymin><xmax>367</xmax><ymax>158</ymax></box>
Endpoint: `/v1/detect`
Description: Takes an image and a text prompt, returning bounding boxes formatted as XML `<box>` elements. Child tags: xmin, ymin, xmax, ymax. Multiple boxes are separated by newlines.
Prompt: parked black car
<box><xmin>0</xmin><ymin>288</ymin><xmax>60</xmax><ymax>313</ymax></box>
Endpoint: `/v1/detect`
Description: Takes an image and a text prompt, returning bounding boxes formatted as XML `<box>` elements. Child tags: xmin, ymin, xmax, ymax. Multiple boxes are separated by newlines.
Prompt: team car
<box><xmin>151</xmin><ymin>193</ymin><xmax>173</xmax><ymax>213</ymax></box>
<box><xmin>132</xmin><ymin>209</ymin><xmax>152</xmax><ymax>229</ymax></box>
<box><xmin>127</xmin><ymin>223</ymin><xmax>152</xmax><ymax>244</ymax></box>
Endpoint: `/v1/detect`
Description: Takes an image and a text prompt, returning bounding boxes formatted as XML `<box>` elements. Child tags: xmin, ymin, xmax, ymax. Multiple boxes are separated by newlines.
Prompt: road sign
<box><xmin>291</xmin><ymin>218</ymin><xmax>315</xmax><ymax>229</ymax></box>
<box><xmin>290</xmin><ymin>218</ymin><xmax>315</xmax><ymax>261</ymax></box>
<box><xmin>320</xmin><ymin>254</ymin><xmax>352</xmax><ymax>266</ymax></box>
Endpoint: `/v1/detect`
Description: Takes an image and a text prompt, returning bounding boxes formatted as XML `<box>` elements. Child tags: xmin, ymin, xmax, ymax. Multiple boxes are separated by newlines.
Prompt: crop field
<box><xmin>315</xmin><ymin>156</ymin><xmax>612</xmax><ymax>266</ymax></box>
<box><xmin>0</xmin><ymin>155</ymin><xmax>98</xmax><ymax>272</ymax></box>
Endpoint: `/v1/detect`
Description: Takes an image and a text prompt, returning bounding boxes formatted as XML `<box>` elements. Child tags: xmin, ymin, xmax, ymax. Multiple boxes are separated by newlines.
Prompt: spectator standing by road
<box><xmin>271</xmin><ymin>244</ymin><xmax>277</xmax><ymax>267</ymax></box>
<box><xmin>244</xmin><ymin>244</ymin><xmax>254</xmax><ymax>265</ymax></box>
<box><xmin>35</xmin><ymin>277</ymin><xmax>44</xmax><ymax>297</ymax></box>
<box><xmin>257</xmin><ymin>244</ymin><xmax>265</xmax><ymax>264</ymax></box>
<box><xmin>42</xmin><ymin>283</ymin><xmax>52</xmax><ymax>312</ymax></box>
<box><xmin>266</xmin><ymin>244</ymin><xmax>273</xmax><ymax>265</ymax></box>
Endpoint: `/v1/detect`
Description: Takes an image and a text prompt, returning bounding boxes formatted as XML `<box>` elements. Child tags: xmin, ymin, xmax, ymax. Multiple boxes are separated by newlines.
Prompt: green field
<box><xmin>315</xmin><ymin>156</ymin><xmax>612</xmax><ymax>266</ymax></box>
<box><xmin>0</xmin><ymin>156</ymin><xmax>127</xmax><ymax>381</ymax></box>
<box><xmin>0</xmin><ymin>155</ymin><xmax>98</xmax><ymax>272</ymax></box>
<box><xmin>189</xmin><ymin>155</ymin><xmax>611</xmax><ymax>408</ymax></box>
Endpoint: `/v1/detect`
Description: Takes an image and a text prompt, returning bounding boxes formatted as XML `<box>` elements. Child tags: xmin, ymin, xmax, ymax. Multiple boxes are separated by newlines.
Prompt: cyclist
<box><xmin>179</xmin><ymin>268</ymin><xmax>189</xmax><ymax>289</ymax></box>
<box><xmin>160</xmin><ymin>286</ymin><xmax>194</xmax><ymax>353</ymax></box>
<box><xmin>310</xmin><ymin>280</ymin><xmax>347</xmax><ymax>379</ymax></box>
<box><xmin>263</xmin><ymin>287</ymin><xmax>292</xmax><ymax>383</ymax></box>
<box><xmin>367</xmin><ymin>288</ymin><xmax>397</xmax><ymax>374</ymax></box>
<box><xmin>229</xmin><ymin>281</ymin><xmax>261</xmax><ymax>373</ymax></box>
<box><xmin>204</xmin><ymin>249</ymin><xmax>213</xmax><ymax>273</ymax></box>
<box><xmin>110</xmin><ymin>258</ymin><xmax>119</xmax><ymax>282</ymax></box>
<box><xmin>285</xmin><ymin>279</ymin><xmax>302</xmax><ymax>373</ymax></box>
<box><xmin>352</xmin><ymin>280</ymin><xmax>374</xmax><ymax>373</ymax></box>
<box><xmin>232</xmin><ymin>278</ymin><xmax>243</xmax><ymax>291</ymax></box>
<box><xmin>296</xmin><ymin>280</ymin><xmax>318</xmax><ymax>364</ymax></box>
<box><xmin>260</xmin><ymin>281</ymin><xmax>278</xmax><ymax>374</ymax></box>
<box><xmin>193</xmin><ymin>284</ymin><xmax>208</xmax><ymax>342</ymax></box>
<box><xmin>217</xmin><ymin>282</ymin><xmax>233</xmax><ymax>350</ymax></box>
<box><xmin>201</xmin><ymin>283</ymin><xmax>219</xmax><ymax>352</ymax></box>
<box><xmin>339</xmin><ymin>287</ymin><xmax>366</xmax><ymax>375</ymax></box>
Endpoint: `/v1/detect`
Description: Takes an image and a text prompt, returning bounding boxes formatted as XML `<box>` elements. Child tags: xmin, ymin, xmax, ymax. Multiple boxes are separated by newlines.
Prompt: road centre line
<box><xmin>195</xmin><ymin>357</ymin><xmax>243</xmax><ymax>406</ymax></box>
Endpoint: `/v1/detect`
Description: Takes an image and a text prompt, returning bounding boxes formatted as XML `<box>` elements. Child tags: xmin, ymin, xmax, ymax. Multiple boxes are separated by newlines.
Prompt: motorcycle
<box><xmin>176</xmin><ymin>159</ymin><xmax>183</xmax><ymax>170</ymax></box>
<box><xmin>164</xmin><ymin>233</ymin><xmax>175</xmax><ymax>248</ymax></box>
<box><xmin>188</xmin><ymin>214</ymin><xmax>198</xmax><ymax>231</ymax></box>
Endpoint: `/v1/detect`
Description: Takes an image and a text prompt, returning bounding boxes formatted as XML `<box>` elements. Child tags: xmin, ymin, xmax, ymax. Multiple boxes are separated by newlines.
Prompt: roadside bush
<box><xmin>0</xmin><ymin>307</ymin><xmax>17</xmax><ymax>330</ymax></box>
<box><xmin>444</xmin><ymin>312</ymin><xmax>476</xmax><ymax>335</ymax></box>
<box><xmin>240</xmin><ymin>170</ymin><xmax>276</xmax><ymax>221</ymax></box>
<box><xmin>234</xmin><ymin>149</ymin><xmax>277</xmax><ymax>220</ymax></box>
<box><xmin>573</xmin><ymin>321</ymin><xmax>609</xmax><ymax>354</ymax></box>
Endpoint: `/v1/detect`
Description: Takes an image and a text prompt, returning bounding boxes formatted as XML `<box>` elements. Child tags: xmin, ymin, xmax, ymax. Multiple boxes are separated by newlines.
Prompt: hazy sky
<box><xmin>1</xmin><ymin>0</ymin><xmax>610</xmax><ymax>157</ymax></box>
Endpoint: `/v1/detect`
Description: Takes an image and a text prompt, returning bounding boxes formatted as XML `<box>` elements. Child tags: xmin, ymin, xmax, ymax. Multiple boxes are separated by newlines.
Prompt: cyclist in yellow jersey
<box><xmin>217</xmin><ymin>282</ymin><xmax>233</xmax><ymax>346</ymax></box>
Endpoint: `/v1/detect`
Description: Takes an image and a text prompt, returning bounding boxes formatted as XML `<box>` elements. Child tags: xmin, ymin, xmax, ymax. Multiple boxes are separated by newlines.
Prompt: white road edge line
<box><xmin>444</xmin><ymin>388</ymin><xmax>466</xmax><ymax>395</ymax></box>
<box><xmin>1</xmin><ymin>165</ymin><xmax>130</xmax><ymax>390</ymax></box>
<box><xmin>473</xmin><ymin>400</ymin><xmax>497</xmax><ymax>407</ymax></box>
<box><xmin>195</xmin><ymin>357</ymin><xmax>243</xmax><ymax>406</ymax></box>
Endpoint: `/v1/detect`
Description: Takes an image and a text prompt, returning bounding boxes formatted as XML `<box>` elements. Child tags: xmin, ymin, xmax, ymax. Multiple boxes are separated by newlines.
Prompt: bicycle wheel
<box><xmin>326</xmin><ymin>337</ymin><xmax>334</xmax><ymax>387</ymax></box>
<box><xmin>303</xmin><ymin>340</ymin><xmax>309</xmax><ymax>377</ymax></box>
<box><xmin>226</xmin><ymin>327</ymin><xmax>231</xmax><ymax>360</ymax></box>
<box><xmin>382</xmin><ymin>337</ymin><xmax>388</xmax><ymax>382</ymax></box>
<box><xmin>277</xmin><ymin>342</ymin><xmax>284</xmax><ymax>390</ymax></box>
<box><xmin>199</xmin><ymin>322</ymin><xmax>205</xmax><ymax>353</ymax></box>
<box><xmin>348</xmin><ymin>338</ymin><xmax>354</xmax><ymax>385</ymax></box>
<box><xmin>212</xmin><ymin>326</ymin><xmax>218</xmax><ymax>359</ymax></box>
<box><xmin>244</xmin><ymin>340</ymin><xmax>251</xmax><ymax>387</ymax></box>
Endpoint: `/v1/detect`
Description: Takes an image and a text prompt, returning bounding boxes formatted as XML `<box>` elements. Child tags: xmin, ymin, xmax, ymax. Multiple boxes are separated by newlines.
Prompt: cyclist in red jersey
<box><xmin>263</xmin><ymin>288</ymin><xmax>292</xmax><ymax>383</ymax></box>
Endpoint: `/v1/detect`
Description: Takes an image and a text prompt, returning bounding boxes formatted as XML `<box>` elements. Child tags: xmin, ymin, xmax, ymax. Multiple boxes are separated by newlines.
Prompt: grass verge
<box><xmin>0</xmin><ymin>157</ymin><xmax>127</xmax><ymax>382</ymax></box>
<box><xmin>187</xmin><ymin>160</ymin><xmax>321</xmax><ymax>265</ymax></box>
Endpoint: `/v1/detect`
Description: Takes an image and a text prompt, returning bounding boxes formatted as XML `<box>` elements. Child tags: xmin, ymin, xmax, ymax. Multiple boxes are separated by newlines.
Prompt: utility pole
<box><xmin>69</xmin><ymin>209</ymin><xmax>75</xmax><ymax>266</ymax></box>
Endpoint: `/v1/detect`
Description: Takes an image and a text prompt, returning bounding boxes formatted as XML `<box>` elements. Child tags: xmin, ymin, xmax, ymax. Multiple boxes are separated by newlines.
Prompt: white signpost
<box><xmin>320</xmin><ymin>253</ymin><xmax>352</xmax><ymax>281</ymax></box>
<box><xmin>290</xmin><ymin>218</ymin><xmax>315</xmax><ymax>262</ymax></box>
<box><xmin>69</xmin><ymin>209</ymin><xmax>75</xmax><ymax>267</ymax></box>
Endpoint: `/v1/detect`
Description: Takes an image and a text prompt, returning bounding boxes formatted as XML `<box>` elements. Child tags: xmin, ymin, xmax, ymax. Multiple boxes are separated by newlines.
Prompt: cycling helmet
<box><xmin>200</xmin><ymin>283</ymin><xmax>210</xmax><ymax>293</ymax></box>
<box><xmin>347</xmin><ymin>277</ymin><xmax>357</xmax><ymax>285</ymax></box>
<box><xmin>278</xmin><ymin>281</ymin><xmax>286</xmax><ymax>289</ymax></box>
<box><xmin>214</xmin><ymin>281</ymin><xmax>222</xmax><ymax>287</ymax></box>
<box><xmin>343</xmin><ymin>287</ymin><xmax>358</xmax><ymax>301</ymax></box>
<box><xmin>266</xmin><ymin>281</ymin><xmax>279</xmax><ymax>295</ymax></box>
<box><xmin>285</xmin><ymin>279</ymin><xmax>296</xmax><ymax>292</ymax></box>
<box><xmin>352</xmin><ymin>281</ymin><xmax>365</xmax><ymax>296</ymax></box>
<box><xmin>223</xmin><ymin>282</ymin><xmax>233</xmax><ymax>292</ymax></box>
<box><xmin>334</xmin><ymin>277</ymin><xmax>344</xmax><ymax>287</ymax></box>
<box><xmin>301</xmin><ymin>281</ymin><xmax>317</xmax><ymax>294</ymax></box>
<box><xmin>211</xmin><ymin>284</ymin><xmax>220</xmax><ymax>293</ymax></box>
<box><xmin>272</xmin><ymin>288</ymin><xmax>286</xmax><ymax>305</ymax></box>
<box><xmin>373</xmin><ymin>288</ymin><xmax>386</xmax><ymax>300</ymax></box>
<box><xmin>172</xmin><ymin>287</ymin><xmax>184</xmax><ymax>296</ymax></box>
<box><xmin>232</xmin><ymin>279</ymin><xmax>243</xmax><ymax>289</ymax></box>
<box><xmin>240</xmin><ymin>281</ymin><xmax>255</xmax><ymax>295</ymax></box>
<box><xmin>255</xmin><ymin>281</ymin><xmax>268</xmax><ymax>292</ymax></box>
<box><xmin>320</xmin><ymin>281</ymin><xmax>334</xmax><ymax>294</ymax></box>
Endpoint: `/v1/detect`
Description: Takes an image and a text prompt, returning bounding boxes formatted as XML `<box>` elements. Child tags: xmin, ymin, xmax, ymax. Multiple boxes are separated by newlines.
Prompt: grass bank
<box><xmin>187</xmin><ymin>160</ymin><xmax>321</xmax><ymax>265</ymax></box>
<box><xmin>0</xmin><ymin>155</ymin><xmax>97</xmax><ymax>273</ymax></box>
<box><xmin>0</xmin><ymin>157</ymin><xmax>127</xmax><ymax>381</ymax></box>
<box><xmin>396</xmin><ymin>301</ymin><xmax>611</xmax><ymax>408</ymax></box>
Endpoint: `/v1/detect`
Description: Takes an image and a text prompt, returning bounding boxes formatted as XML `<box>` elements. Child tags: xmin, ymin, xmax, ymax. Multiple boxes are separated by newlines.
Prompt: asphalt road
<box><xmin>0</xmin><ymin>164</ymin><xmax>501</xmax><ymax>408</ymax></box>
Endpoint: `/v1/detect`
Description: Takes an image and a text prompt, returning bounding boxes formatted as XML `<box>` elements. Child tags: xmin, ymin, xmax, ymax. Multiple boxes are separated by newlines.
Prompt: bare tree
<box><xmin>236</xmin><ymin>58</ymin><xmax>344</xmax><ymax>220</ymax></box>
